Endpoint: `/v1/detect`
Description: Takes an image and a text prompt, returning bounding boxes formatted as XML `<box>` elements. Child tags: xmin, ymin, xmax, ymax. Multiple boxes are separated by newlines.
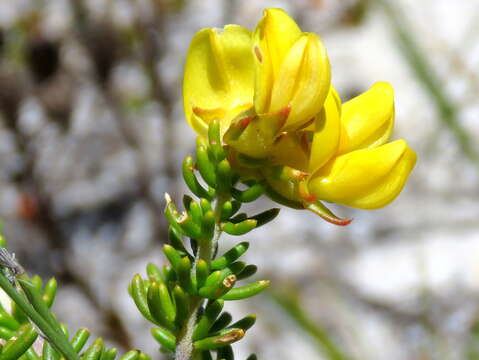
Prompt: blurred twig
<box><xmin>270</xmin><ymin>290</ymin><xmax>350</xmax><ymax>360</ymax></box>
<box><xmin>377</xmin><ymin>0</ymin><xmax>479</xmax><ymax>167</ymax></box>
<box><xmin>467</xmin><ymin>316</ymin><xmax>479</xmax><ymax>360</ymax></box>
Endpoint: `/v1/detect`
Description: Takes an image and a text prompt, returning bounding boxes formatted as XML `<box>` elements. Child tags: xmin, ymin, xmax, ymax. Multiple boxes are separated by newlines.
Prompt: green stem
<box><xmin>175</xmin><ymin>195</ymin><xmax>227</xmax><ymax>360</ymax></box>
<box><xmin>211</xmin><ymin>194</ymin><xmax>228</xmax><ymax>255</ymax></box>
<box><xmin>272</xmin><ymin>291</ymin><xmax>348</xmax><ymax>360</ymax></box>
<box><xmin>175</xmin><ymin>297</ymin><xmax>203</xmax><ymax>360</ymax></box>
<box><xmin>198</xmin><ymin>242</ymin><xmax>213</xmax><ymax>268</ymax></box>
<box><xmin>0</xmin><ymin>273</ymin><xmax>79</xmax><ymax>360</ymax></box>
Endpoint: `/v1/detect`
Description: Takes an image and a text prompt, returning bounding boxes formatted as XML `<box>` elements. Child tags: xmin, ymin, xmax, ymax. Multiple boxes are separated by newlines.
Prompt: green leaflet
<box><xmin>151</xmin><ymin>327</ymin><xmax>176</xmax><ymax>352</ymax></box>
<box><xmin>221</xmin><ymin>281</ymin><xmax>270</xmax><ymax>301</ymax></box>
<box><xmin>211</xmin><ymin>242</ymin><xmax>249</xmax><ymax>270</ymax></box>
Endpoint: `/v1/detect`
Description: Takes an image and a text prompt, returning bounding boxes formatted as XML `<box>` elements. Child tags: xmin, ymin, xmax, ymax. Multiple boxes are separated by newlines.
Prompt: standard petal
<box><xmin>308</xmin><ymin>139</ymin><xmax>416</xmax><ymax>209</ymax></box>
<box><xmin>308</xmin><ymin>87</ymin><xmax>342</xmax><ymax>173</ymax></box>
<box><xmin>253</xmin><ymin>8</ymin><xmax>302</xmax><ymax>114</ymax></box>
<box><xmin>338</xmin><ymin>82</ymin><xmax>395</xmax><ymax>154</ymax></box>
<box><xmin>270</xmin><ymin>33</ymin><xmax>331</xmax><ymax>130</ymax></box>
<box><xmin>183</xmin><ymin>25</ymin><xmax>255</xmax><ymax>135</ymax></box>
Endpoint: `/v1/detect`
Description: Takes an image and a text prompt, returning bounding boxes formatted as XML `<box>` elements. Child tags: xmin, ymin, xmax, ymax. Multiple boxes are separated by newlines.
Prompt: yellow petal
<box><xmin>183</xmin><ymin>25</ymin><xmax>255</xmax><ymax>135</ymax></box>
<box><xmin>308</xmin><ymin>87</ymin><xmax>341</xmax><ymax>173</ymax></box>
<box><xmin>253</xmin><ymin>8</ymin><xmax>302</xmax><ymax>114</ymax></box>
<box><xmin>338</xmin><ymin>82</ymin><xmax>395</xmax><ymax>154</ymax></box>
<box><xmin>308</xmin><ymin>139</ymin><xmax>417</xmax><ymax>209</ymax></box>
<box><xmin>270</xmin><ymin>33</ymin><xmax>331</xmax><ymax>130</ymax></box>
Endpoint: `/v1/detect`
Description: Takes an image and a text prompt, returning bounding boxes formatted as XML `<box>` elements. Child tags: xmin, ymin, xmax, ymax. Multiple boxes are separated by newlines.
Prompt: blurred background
<box><xmin>0</xmin><ymin>0</ymin><xmax>478</xmax><ymax>359</ymax></box>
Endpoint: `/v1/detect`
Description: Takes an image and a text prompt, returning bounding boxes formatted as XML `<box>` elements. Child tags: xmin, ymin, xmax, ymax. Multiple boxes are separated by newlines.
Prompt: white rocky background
<box><xmin>0</xmin><ymin>0</ymin><xmax>478</xmax><ymax>359</ymax></box>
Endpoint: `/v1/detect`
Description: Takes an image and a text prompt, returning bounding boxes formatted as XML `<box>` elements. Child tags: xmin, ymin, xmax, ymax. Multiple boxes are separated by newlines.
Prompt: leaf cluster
<box><xmin>0</xmin><ymin>270</ymin><xmax>150</xmax><ymax>360</ymax></box>
<box><xmin>129</xmin><ymin>120</ymin><xmax>278</xmax><ymax>359</ymax></box>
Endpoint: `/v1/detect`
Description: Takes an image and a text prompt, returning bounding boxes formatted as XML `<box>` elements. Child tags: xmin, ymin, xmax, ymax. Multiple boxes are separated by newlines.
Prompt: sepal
<box><xmin>224</xmin><ymin>106</ymin><xmax>291</xmax><ymax>159</ymax></box>
<box><xmin>305</xmin><ymin>201</ymin><xmax>352</xmax><ymax>226</ymax></box>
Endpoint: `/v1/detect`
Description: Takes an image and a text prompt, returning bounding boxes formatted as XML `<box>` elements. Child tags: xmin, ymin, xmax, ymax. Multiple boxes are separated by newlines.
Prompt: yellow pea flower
<box><xmin>182</xmin><ymin>8</ymin><xmax>417</xmax><ymax>225</ymax></box>
<box><xmin>184</xmin><ymin>8</ymin><xmax>331</xmax><ymax>158</ymax></box>
<box><xmin>262</xmin><ymin>83</ymin><xmax>416</xmax><ymax>223</ymax></box>
<box><xmin>308</xmin><ymin>139</ymin><xmax>416</xmax><ymax>209</ymax></box>
<box><xmin>305</xmin><ymin>83</ymin><xmax>414</xmax><ymax>212</ymax></box>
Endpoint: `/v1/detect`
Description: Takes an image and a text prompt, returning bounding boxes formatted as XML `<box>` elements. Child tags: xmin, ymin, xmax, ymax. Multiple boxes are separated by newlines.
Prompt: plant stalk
<box><xmin>174</xmin><ymin>195</ymin><xmax>227</xmax><ymax>360</ymax></box>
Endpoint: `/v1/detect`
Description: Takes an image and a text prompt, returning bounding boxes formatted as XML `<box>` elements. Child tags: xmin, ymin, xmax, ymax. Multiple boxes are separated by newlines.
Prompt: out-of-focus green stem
<box><xmin>271</xmin><ymin>291</ymin><xmax>349</xmax><ymax>360</ymax></box>
<box><xmin>0</xmin><ymin>273</ymin><xmax>79</xmax><ymax>360</ymax></box>
<box><xmin>377</xmin><ymin>0</ymin><xmax>479</xmax><ymax>166</ymax></box>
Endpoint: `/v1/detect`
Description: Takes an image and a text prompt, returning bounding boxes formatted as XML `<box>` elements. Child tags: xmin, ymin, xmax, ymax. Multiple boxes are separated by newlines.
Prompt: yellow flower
<box><xmin>182</xmin><ymin>8</ymin><xmax>417</xmax><ymax>224</ymax></box>
<box><xmin>263</xmin><ymin>83</ymin><xmax>417</xmax><ymax>223</ymax></box>
<box><xmin>183</xmin><ymin>8</ymin><xmax>331</xmax><ymax>159</ymax></box>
